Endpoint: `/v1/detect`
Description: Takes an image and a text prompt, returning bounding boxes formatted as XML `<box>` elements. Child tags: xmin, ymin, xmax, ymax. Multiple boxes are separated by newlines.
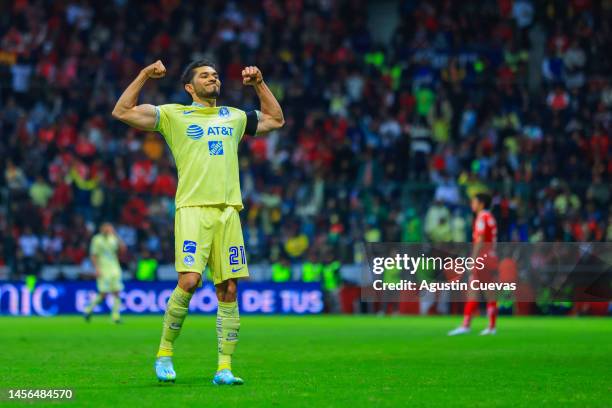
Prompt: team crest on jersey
<box><xmin>183</xmin><ymin>255</ymin><xmax>195</xmax><ymax>267</ymax></box>
<box><xmin>186</xmin><ymin>124</ymin><xmax>204</xmax><ymax>140</ymax></box>
<box><xmin>208</xmin><ymin>140</ymin><xmax>224</xmax><ymax>155</ymax></box>
<box><xmin>219</xmin><ymin>107</ymin><xmax>230</xmax><ymax>118</ymax></box>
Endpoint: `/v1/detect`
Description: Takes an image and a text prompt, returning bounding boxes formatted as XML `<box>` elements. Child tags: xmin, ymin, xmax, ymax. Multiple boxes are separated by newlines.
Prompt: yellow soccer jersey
<box><xmin>154</xmin><ymin>103</ymin><xmax>250</xmax><ymax>210</ymax></box>
<box><xmin>90</xmin><ymin>234</ymin><xmax>121</xmax><ymax>277</ymax></box>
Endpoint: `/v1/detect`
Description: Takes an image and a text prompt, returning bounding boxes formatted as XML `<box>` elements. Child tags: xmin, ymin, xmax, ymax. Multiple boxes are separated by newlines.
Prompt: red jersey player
<box><xmin>449</xmin><ymin>193</ymin><xmax>499</xmax><ymax>336</ymax></box>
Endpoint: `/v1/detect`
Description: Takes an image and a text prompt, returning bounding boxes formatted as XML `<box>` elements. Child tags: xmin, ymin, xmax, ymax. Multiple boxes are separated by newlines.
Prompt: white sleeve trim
<box><xmin>154</xmin><ymin>106</ymin><xmax>161</xmax><ymax>130</ymax></box>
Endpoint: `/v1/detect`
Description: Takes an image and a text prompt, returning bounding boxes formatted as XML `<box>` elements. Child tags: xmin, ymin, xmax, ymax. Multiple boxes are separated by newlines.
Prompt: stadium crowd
<box><xmin>0</xmin><ymin>0</ymin><xmax>610</xmax><ymax>280</ymax></box>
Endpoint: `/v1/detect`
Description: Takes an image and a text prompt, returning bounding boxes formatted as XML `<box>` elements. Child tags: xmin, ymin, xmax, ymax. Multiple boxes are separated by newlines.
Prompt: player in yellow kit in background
<box><xmin>111</xmin><ymin>59</ymin><xmax>284</xmax><ymax>385</ymax></box>
<box><xmin>84</xmin><ymin>222</ymin><xmax>126</xmax><ymax>323</ymax></box>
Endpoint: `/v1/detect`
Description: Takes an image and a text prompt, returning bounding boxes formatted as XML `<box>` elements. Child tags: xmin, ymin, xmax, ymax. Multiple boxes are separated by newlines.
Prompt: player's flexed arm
<box><xmin>112</xmin><ymin>60</ymin><xmax>167</xmax><ymax>130</ymax></box>
<box><xmin>242</xmin><ymin>66</ymin><xmax>285</xmax><ymax>135</ymax></box>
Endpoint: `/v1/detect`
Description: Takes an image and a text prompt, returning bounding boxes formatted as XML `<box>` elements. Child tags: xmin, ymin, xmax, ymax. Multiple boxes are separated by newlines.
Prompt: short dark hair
<box><xmin>180</xmin><ymin>59</ymin><xmax>217</xmax><ymax>86</ymax></box>
<box><xmin>474</xmin><ymin>192</ymin><xmax>492</xmax><ymax>209</ymax></box>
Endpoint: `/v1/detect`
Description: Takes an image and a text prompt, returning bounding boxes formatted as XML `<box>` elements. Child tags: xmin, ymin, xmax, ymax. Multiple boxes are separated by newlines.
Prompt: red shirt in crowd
<box><xmin>152</xmin><ymin>173</ymin><xmax>177</xmax><ymax>197</ymax></box>
<box><xmin>130</xmin><ymin>160</ymin><xmax>154</xmax><ymax>193</ymax></box>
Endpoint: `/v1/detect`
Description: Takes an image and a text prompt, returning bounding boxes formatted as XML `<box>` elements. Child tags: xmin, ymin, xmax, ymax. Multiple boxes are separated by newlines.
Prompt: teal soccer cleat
<box><xmin>212</xmin><ymin>369</ymin><xmax>244</xmax><ymax>386</ymax></box>
<box><xmin>155</xmin><ymin>357</ymin><xmax>176</xmax><ymax>383</ymax></box>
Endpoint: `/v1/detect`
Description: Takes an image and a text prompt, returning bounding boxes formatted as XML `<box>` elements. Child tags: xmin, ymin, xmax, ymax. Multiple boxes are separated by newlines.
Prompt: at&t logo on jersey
<box><xmin>186</xmin><ymin>124</ymin><xmax>204</xmax><ymax>140</ymax></box>
<box><xmin>207</xmin><ymin>126</ymin><xmax>234</xmax><ymax>136</ymax></box>
<box><xmin>182</xmin><ymin>240</ymin><xmax>197</xmax><ymax>254</ymax></box>
<box><xmin>219</xmin><ymin>107</ymin><xmax>230</xmax><ymax>118</ymax></box>
<box><xmin>186</xmin><ymin>124</ymin><xmax>234</xmax><ymax>141</ymax></box>
<box><xmin>208</xmin><ymin>140</ymin><xmax>224</xmax><ymax>155</ymax></box>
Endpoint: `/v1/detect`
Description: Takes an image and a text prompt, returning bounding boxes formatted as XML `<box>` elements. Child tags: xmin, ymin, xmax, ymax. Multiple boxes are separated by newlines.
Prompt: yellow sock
<box><xmin>217</xmin><ymin>301</ymin><xmax>240</xmax><ymax>372</ymax></box>
<box><xmin>111</xmin><ymin>295</ymin><xmax>121</xmax><ymax>321</ymax></box>
<box><xmin>84</xmin><ymin>293</ymin><xmax>104</xmax><ymax>314</ymax></box>
<box><xmin>157</xmin><ymin>286</ymin><xmax>193</xmax><ymax>358</ymax></box>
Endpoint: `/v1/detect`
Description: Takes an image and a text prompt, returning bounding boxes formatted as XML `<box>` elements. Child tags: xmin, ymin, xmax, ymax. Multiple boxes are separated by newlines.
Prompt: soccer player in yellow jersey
<box><xmin>112</xmin><ymin>59</ymin><xmax>284</xmax><ymax>385</ymax></box>
<box><xmin>84</xmin><ymin>223</ymin><xmax>126</xmax><ymax>323</ymax></box>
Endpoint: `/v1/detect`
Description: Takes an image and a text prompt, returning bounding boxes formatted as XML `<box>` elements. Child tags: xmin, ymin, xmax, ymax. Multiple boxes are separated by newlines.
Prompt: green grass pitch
<box><xmin>2</xmin><ymin>315</ymin><xmax>611</xmax><ymax>407</ymax></box>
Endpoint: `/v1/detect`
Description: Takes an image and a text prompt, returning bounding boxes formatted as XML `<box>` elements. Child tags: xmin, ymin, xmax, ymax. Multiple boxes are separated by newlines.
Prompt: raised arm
<box><xmin>111</xmin><ymin>60</ymin><xmax>167</xmax><ymax>130</ymax></box>
<box><xmin>242</xmin><ymin>66</ymin><xmax>285</xmax><ymax>135</ymax></box>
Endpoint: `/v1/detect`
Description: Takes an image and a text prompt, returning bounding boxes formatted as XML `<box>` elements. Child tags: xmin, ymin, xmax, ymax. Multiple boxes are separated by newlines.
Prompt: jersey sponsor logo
<box><xmin>231</xmin><ymin>267</ymin><xmax>243</xmax><ymax>273</ymax></box>
<box><xmin>208</xmin><ymin>140</ymin><xmax>224</xmax><ymax>155</ymax></box>
<box><xmin>207</xmin><ymin>126</ymin><xmax>234</xmax><ymax>136</ymax></box>
<box><xmin>182</xmin><ymin>240</ymin><xmax>197</xmax><ymax>254</ymax></box>
<box><xmin>183</xmin><ymin>255</ymin><xmax>195</xmax><ymax>267</ymax></box>
<box><xmin>186</xmin><ymin>124</ymin><xmax>204</xmax><ymax>140</ymax></box>
<box><xmin>183</xmin><ymin>110</ymin><xmax>195</xmax><ymax>115</ymax></box>
<box><xmin>219</xmin><ymin>107</ymin><xmax>230</xmax><ymax>118</ymax></box>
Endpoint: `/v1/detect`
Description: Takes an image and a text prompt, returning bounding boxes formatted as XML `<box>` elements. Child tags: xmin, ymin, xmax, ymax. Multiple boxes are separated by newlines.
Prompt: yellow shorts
<box><xmin>175</xmin><ymin>205</ymin><xmax>249</xmax><ymax>285</ymax></box>
<box><xmin>97</xmin><ymin>273</ymin><xmax>124</xmax><ymax>293</ymax></box>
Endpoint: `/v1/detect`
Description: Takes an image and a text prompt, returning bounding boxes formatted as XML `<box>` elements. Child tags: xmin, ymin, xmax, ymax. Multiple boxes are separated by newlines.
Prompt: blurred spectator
<box><xmin>29</xmin><ymin>175</ymin><xmax>53</xmax><ymax>207</ymax></box>
<box><xmin>429</xmin><ymin>216</ymin><xmax>452</xmax><ymax>244</ymax></box>
<box><xmin>41</xmin><ymin>226</ymin><xmax>64</xmax><ymax>264</ymax></box>
<box><xmin>424</xmin><ymin>200</ymin><xmax>451</xmax><ymax>242</ymax></box>
<box><xmin>136</xmin><ymin>248</ymin><xmax>158</xmax><ymax>281</ymax></box>
<box><xmin>401</xmin><ymin>208</ymin><xmax>423</xmax><ymax>243</ymax></box>
<box><xmin>5</xmin><ymin>160</ymin><xmax>28</xmax><ymax>191</ymax></box>
<box><xmin>322</xmin><ymin>251</ymin><xmax>342</xmax><ymax>313</ymax></box>
<box><xmin>271</xmin><ymin>255</ymin><xmax>291</xmax><ymax>283</ymax></box>
<box><xmin>302</xmin><ymin>249</ymin><xmax>323</xmax><ymax>283</ymax></box>
<box><xmin>16</xmin><ymin>226</ymin><xmax>40</xmax><ymax>277</ymax></box>
<box><xmin>283</xmin><ymin>224</ymin><xmax>309</xmax><ymax>261</ymax></box>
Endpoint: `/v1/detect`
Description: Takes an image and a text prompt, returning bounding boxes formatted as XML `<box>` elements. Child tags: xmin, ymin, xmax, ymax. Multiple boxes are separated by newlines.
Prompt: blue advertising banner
<box><xmin>0</xmin><ymin>281</ymin><xmax>324</xmax><ymax>316</ymax></box>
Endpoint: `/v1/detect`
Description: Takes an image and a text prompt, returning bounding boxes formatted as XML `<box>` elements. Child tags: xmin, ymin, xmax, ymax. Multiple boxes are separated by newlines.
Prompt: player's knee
<box><xmin>225</xmin><ymin>287</ymin><xmax>237</xmax><ymax>302</ymax></box>
<box><xmin>226</xmin><ymin>279</ymin><xmax>238</xmax><ymax>299</ymax></box>
<box><xmin>178</xmin><ymin>272</ymin><xmax>200</xmax><ymax>293</ymax></box>
<box><xmin>216</xmin><ymin>279</ymin><xmax>238</xmax><ymax>302</ymax></box>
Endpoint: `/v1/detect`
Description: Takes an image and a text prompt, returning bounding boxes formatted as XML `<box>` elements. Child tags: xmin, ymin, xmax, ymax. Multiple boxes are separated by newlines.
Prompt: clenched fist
<box><xmin>242</xmin><ymin>66</ymin><xmax>263</xmax><ymax>86</ymax></box>
<box><xmin>142</xmin><ymin>60</ymin><xmax>166</xmax><ymax>79</ymax></box>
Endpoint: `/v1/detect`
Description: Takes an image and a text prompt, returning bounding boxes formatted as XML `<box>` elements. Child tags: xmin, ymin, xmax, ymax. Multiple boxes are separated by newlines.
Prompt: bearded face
<box><xmin>187</xmin><ymin>66</ymin><xmax>221</xmax><ymax>100</ymax></box>
<box><xmin>193</xmin><ymin>80</ymin><xmax>220</xmax><ymax>99</ymax></box>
